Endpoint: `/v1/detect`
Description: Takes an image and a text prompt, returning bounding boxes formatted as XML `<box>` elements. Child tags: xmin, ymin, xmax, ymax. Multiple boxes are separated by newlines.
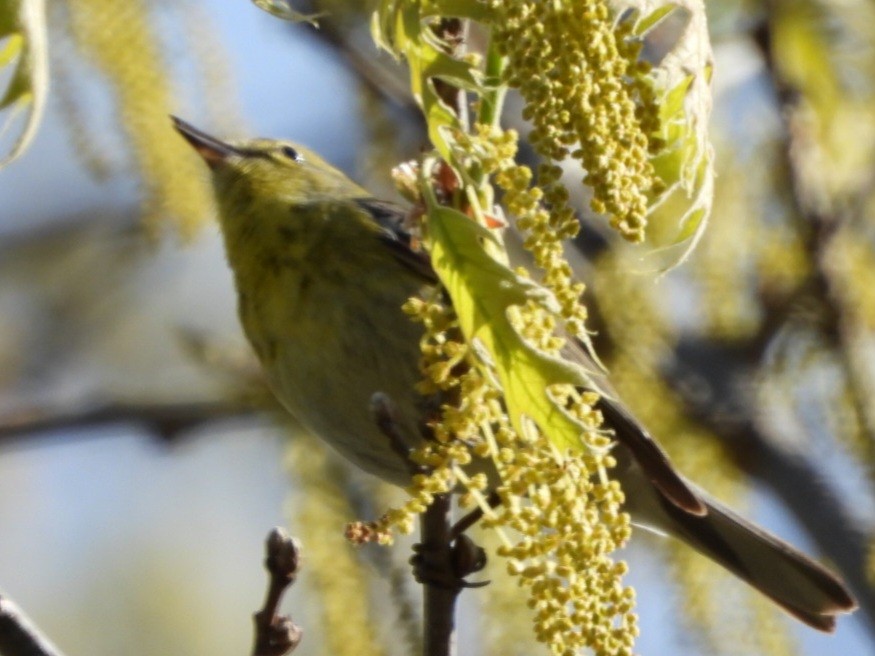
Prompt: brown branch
<box><xmin>419</xmin><ymin>494</ymin><xmax>458</xmax><ymax>656</ymax></box>
<box><xmin>0</xmin><ymin>595</ymin><xmax>66</xmax><ymax>656</ymax></box>
<box><xmin>0</xmin><ymin>530</ymin><xmax>305</xmax><ymax>656</ymax></box>
<box><xmin>752</xmin><ymin>16</ymin><xmax>875</xmax><ymax>452</ymax></box>
<box><xmin>0</xmin><ymin>400</ymin><xmax>257</xmax><ymax>445</ymax></box>
<box><xmin>252</xmin><ymin>528</ymin><xmax>303</xmax><ymax>656</ymax></box>
<box><xmin>370</xmin><ymin>394</ymin><xmax>461</xmax><ymax>656</ymax></box>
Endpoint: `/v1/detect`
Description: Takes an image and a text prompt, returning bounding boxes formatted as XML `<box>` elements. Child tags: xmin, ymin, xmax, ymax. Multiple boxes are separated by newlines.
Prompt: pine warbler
<box><xmin>173</xmin><ymin>116</ymin><xmax>856</xmax><ymax>631</ymax></box>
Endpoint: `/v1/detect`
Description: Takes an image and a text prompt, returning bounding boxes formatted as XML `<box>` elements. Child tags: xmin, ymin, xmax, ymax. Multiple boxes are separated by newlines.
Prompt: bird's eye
<box><xmin>280</xmin><ymin>145</ymin><xmax>301</xmax><ymax>162</ymax></box>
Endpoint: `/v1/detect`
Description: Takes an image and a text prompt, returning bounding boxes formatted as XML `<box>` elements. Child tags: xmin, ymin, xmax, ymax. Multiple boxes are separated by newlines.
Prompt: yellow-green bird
<box><xmin>172</xmin><ymin>116</ymin><xmax>856</xmax><ymax>631</ymax></box>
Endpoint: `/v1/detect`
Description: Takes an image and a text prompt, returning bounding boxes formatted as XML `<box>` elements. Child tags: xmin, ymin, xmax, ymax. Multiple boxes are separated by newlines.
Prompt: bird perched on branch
<box><xmin>173</xmin><ymin>116</ymin><xmax>856</xmax><ymax>632</ymax></box>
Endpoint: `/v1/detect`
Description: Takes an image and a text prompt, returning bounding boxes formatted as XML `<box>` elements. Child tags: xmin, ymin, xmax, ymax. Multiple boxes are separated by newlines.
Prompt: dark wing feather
<box><xmin>597</xmin><ymin>395</ymin><xmax>706</xmax><ymax>515</ymax></box>
<box><xmin>564</xmin><ymin>337</ymin><xmax>707</xmax><ymax>516</ymax></box>
<box><xmin>355</xmin><ymin>198</ymin><xmax>438</xmax><ymax>284</ymax></box>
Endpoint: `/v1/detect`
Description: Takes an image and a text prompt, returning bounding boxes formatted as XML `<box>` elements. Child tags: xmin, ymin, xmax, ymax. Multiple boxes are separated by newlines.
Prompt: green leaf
<box><xmin>0</xmin><ymin>0</ymin><xmax>48</xmax><ymax>169</ymax></box>
<box><xmin>616</xmin><ymin>0</ymin><xmax>714</xmax><ymax>269</ymax></box>
<box><xmin>424</xmin><ymin>178</ymin><xmax>607</xmax><ymax>454</ymax></box>
<box><xmin>370</xmin><ymin>0</ymin><xmax>486</xmax><ymax>159</ymax></box>
<box><xmin>625</xmin><ymin>3</ymin><xmax>678</xmax><ymax>36</ymax></box>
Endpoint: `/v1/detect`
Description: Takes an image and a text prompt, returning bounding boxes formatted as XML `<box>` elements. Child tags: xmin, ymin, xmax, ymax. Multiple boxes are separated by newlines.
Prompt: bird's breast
<box><xmin>235</xmin><ymin>245</ymin><xmax>429</xmax><ymax>484</ymax></box>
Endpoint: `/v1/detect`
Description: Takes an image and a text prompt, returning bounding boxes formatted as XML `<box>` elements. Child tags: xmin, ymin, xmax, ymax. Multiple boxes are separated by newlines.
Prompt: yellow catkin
<box><xmin>594</xmin><ymin>250</ymin><xmax>796</xmax><ymax>654</ymax></box>
<box><xmin>285</xmin><ymin>432</ymin><xmax>388</xmax><ymax>656</ymax></box>
<box><xmin>422</xmin><ymin>114</ymin><xmax>637</xmax><ymax>653</ymax></box>
<box><xmin>489</xmin><ymin>0</ymin><xmax>660</xmax><ymax>242</ymax></box>
<box><xmin>350</xmin><ymin>274</ymin><xmax>637</xmax><ymax>653</ymax></box>
<box><xmin>46</xmin><ymin>1</ymin><xmax>116</xmax><ymax>180</ymax></box>
<box><xmin>362</xmin><ymin>5</ymin><xmax>644</xmax><ymax>648</ymax></box>
<box><xmin>479</xmin><ymin>531</ymin><xmax>542</xmax><ymax>656</ymax></box>
<box><xmin>62</xmin><ymin>0</ymin><xmax>213</xmax><ymax>237</ymax></box>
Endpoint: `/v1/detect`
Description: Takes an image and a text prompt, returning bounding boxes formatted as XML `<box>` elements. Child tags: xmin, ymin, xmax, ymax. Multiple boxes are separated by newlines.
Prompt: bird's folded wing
<box><xmin>360</xmin><ymin>195</ymin><xmax>706</xmax><ymax>516</ymax></box>
<box><xmin>355</xmin><ymin>198</ymin><xmax>438</xmax><ymax>283</ymax></box>
<box><xmin>596</xmin><ymin>396</ymin><xmax>706</xmax><ymax>516</ymax></box>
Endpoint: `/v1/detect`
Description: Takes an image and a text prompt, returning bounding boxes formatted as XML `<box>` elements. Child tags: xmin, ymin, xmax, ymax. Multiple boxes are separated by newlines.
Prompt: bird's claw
<box><xmin>410</xmin><ymin>534</ymin><xmax>489</xmax><ymax>591</ymax></box>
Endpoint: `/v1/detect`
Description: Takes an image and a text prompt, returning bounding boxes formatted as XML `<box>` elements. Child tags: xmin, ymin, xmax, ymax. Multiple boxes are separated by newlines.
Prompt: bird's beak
<box><xmin>171</xmin><ymin>115</ymin><xmax>238</xmax><ymax>168</ymax></box>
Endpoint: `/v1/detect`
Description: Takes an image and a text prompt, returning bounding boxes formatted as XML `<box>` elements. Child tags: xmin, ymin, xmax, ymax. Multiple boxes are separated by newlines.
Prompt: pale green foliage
<box><xmin>371</xmin><ymin>0</ymin><xmax>715</xmax><ymax>253</ymax></box>
<box><xmin>614</xmin><ymin>0</ymin><xmax>715</xmax><ymax>267</ymax></box>
<box><xmin>371</xmin><ymin>0</ymin><xmax>486</xmax><ymax>159</ymax></box>
<box><xmin>424</xmin><ymin>178</ymin><xmax>610</xmax><ymax>454</ymax></box>
<box><xmin>371</xmin><ymin>0</ymin><xmax>716</xmax><ymax>465</ymax></box>
<box><xmin>0</xmin><ymin>0</ymin><xmax>48</xmax><ymax>168</ymax></box>
<box><xmin>371</xmin><ymin>2</ymin><xmax>648</xmax><ymax>652</ymax></box>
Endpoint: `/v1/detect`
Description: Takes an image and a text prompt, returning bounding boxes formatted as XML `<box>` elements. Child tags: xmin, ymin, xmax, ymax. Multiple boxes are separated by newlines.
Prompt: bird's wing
<box><xmin>596</xmin><ymin>395</ymin><xmax>706</xmax><ymax>515</ymax></box>
<box><xmin>355</xmin><ymin>198</ymin><xmax>438</xmax><ymax>284</ymax></box>
<box><xmin>563</xmin><ymin>337</ymin><xmax>707</xmax><ymax>516</ymax></box>
<box><xmin>358</xmin><ymin>196</ymin><xmax>705</xmax><ymax>515</ymax></box>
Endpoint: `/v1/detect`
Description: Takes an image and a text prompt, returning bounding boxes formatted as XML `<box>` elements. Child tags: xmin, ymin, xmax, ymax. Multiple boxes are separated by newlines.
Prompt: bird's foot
<box><xmin>410</xmin><ymin>534</ymin><xmax>489</xmax><ymax>591</ymax></box>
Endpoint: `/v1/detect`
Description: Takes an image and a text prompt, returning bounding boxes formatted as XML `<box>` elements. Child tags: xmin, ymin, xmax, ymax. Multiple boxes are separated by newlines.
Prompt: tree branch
<box><xmin>420</xmin><ymin>494</ymin><xmax>458</xmax><ymax>656</ymax></box>
<box><xmin>752</xmin><ymin>14</ymin><xmax>875</xmax><ymax>455</ymax></box>
<box><xmin>0</xmin><ymin>595</ymin><xmax>66</xmax><ymax>656</ymax></box>
<box><xmin>252</xmin><ymin>528</ymin><xmax>303</xmax><ymax>656</ymax></box>
<box><xmin>0</xmin><ymin>400</ymin><xmax>256</xmax><ymax>446</ymax></box>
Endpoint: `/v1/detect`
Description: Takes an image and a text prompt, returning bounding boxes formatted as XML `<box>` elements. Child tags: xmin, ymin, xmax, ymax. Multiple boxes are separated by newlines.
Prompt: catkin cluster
<box><xmin>445</xmin><ymin>124</ymin><xmax>637</xmax><ymax>653</ymax></box>
<box><xmin>499</xmin><ymin>302</ymin><xmax>636</xmax><ymax>655</ymax></box>
<box><xmin>454</xmin><ymin>125</ymin><xmax>589</xmax><ymax>337</ymax></box>
<box><xmin>345</xmin><ymin>291</ymin><xmax>492</xmax><ymax>544</ymax></box>
<box><xmin>489</xmin><ymin>0</ymin><xmax>661</xmax><ymax>242</ymax></box>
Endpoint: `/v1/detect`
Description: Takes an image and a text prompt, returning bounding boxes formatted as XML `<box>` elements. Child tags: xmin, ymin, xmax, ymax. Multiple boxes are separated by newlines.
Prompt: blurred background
<box><xmin>1</xmin><ymin>1</ymin><xmax>874</xmax><ymax>654</ymax></box>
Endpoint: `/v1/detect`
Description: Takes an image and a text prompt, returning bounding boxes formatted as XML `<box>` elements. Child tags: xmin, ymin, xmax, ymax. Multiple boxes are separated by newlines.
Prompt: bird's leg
<box><xmin>410</xmin><ymin>491</ymin><xmax>498</xmax><ymax>591</ymax></box>
<box><xmin>410</xmin><ymin>451</ymin><xmax>492</xmax><ymax>590</ymax></box>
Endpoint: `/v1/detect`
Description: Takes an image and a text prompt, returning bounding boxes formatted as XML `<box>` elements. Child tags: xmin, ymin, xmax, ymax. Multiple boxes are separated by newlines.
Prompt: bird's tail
<box><xmin>660</xmin><ymin>493</ymin><xmax>857</xmax><ymax>632</ymax></box>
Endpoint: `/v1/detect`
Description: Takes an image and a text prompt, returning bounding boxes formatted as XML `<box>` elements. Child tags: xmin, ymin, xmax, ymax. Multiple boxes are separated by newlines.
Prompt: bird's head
<box><xmin>171</xmin><ymin>116</ymin><xmax>366</xmax><ymax>209</ymax></box>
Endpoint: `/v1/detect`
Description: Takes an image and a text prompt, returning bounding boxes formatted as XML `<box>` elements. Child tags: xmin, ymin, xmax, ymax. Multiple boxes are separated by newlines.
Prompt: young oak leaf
<box><xmin>615</xmin><ymin>0</ymin><xmax>715</xmax><ymax>269</ymax></box>
<box><xmin>371</xmin><ymin>0</ymin><xmax>486</xmax><ymax>159</ymax></box>
<box><xmin>423</xmin><ymin>179</ymin><xmax>608</xmax><ymax>455</ymax></box>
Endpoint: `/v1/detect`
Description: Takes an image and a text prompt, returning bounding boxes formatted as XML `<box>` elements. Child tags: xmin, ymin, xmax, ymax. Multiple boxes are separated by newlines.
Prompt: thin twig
<box><xmin>418</xmin><ymin>17</ymin><xmax>472</xmax><ymax>656</ymax></box>
<box><xmin>0</xmin><ymin>400</ymin><xmax>256</xmax><ymax>445</ymax></box>
<box><xmin>449</xmin><ymin>491</ymin><xmax>500</xmax><ymax>541</ymax></box>
<box><xmin>0</xmin><ymin>595</ymin><xmax>66</xmax><ymax>656</ymax></box>
<box><xmin>252</xmin><ymin>528</ymin><xmax>303</xmax><ymax>656</ymax></box>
